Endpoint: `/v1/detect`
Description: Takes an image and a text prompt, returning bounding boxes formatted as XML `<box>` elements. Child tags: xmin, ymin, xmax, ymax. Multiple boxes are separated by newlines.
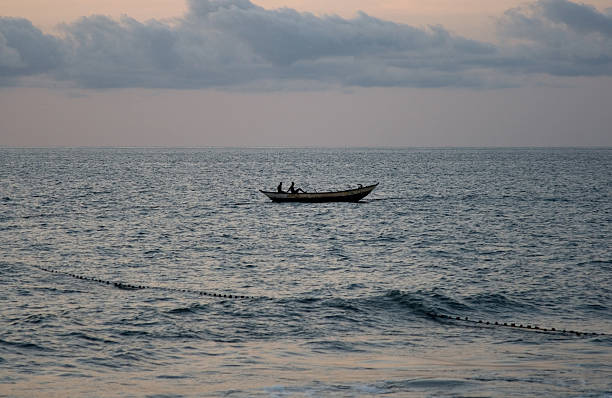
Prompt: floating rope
<box><xmin>426</xmin><ymin>312</ymin><xmax>608</xmax><ymax>337</ymax></box>
<box><xmin>30</xmin><ymin>265</ymin><xmax>607</xmax><ymax>337</ymax></box>
<box><xmin>32</xmin><ymin>265</ymin><xmax>256</xmax><ymax>300</ymax></box>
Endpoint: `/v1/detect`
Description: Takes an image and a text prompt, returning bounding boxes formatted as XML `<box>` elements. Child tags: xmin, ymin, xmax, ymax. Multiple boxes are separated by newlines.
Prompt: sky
<box><xmin>1</xmin><ymin>0</ymin><xmax>611</xmax><ymax>147</ymax></box>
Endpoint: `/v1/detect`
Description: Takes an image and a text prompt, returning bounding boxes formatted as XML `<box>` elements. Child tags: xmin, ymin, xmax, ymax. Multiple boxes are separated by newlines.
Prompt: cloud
<box><xmin>54</xmin><ymin>0</ymin><xmax>497</xmax><ymax>89</ymax></box>
<box><xmin>497</xmin><ymin>0</ymin><xmax>612</xmax><ymax>76</ymax></box>
<box><xmin>0</xmin><ymin>0</ymin><xmax>611</xmax><ymax>89</ymax></box>
<box><xmin>0</xmin><ymin>18</ymin><xmax>63</xmax><ymax>83</ymax></box>
<box><xmin>539</xmin><ymin>0</ymin><xmax>612</xmax><ymax>37</ymax></box>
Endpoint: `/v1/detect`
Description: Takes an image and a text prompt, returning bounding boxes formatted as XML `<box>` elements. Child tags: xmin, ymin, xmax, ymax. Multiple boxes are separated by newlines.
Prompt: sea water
<box><xmin>1</xmin><ymin>148</ymin><xmax>611</xmax><ymax>397</ymax></box>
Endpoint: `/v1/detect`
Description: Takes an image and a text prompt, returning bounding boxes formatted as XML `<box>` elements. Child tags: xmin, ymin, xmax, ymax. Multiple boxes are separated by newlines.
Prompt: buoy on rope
<box><xmin>33</xmin><ymin>264</ymin><xmax>256</xmax><ymax>301</ymax></box>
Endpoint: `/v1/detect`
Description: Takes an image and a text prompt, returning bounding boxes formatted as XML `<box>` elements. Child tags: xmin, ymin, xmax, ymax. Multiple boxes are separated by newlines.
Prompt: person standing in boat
<box><xmin>288</xmin><ymin>181</ymin><xmax>305</xmax><ymax>193</ymax></box>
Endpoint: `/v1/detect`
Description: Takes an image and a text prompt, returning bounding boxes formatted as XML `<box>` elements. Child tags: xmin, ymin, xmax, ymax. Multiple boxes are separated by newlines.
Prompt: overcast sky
<box><xmin>1</xmin><ymin>0</ymin><xmax>611</xmax><ymax>147</ymax></box>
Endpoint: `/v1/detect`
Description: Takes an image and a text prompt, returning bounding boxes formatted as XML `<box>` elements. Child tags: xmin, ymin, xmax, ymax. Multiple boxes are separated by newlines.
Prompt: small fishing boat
<box><xmin>260</xmin><ymin>183</ymin><xmax>378</xmax><ymax>203</ymax></box>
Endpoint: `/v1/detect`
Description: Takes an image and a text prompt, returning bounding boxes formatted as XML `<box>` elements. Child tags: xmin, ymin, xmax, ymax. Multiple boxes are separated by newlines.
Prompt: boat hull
<box><xmin>260</xmin><ymin>183</ymin><xmax>378</xmax><ymax>203</ymax></box>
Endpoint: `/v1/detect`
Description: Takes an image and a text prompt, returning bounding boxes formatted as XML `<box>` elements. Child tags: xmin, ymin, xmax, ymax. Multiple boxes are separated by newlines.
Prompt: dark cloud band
<box><xmin>1</xmin><ymin>0</ymin><xmax>611</xmax><ymax>89</ymax></box>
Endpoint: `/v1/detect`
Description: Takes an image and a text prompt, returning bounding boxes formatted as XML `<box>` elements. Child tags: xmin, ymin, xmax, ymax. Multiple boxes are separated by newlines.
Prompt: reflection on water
<box><xmin>4</xmin><ymin>337</ymin><xmax>609</xmax><ymax>397</ymax></box>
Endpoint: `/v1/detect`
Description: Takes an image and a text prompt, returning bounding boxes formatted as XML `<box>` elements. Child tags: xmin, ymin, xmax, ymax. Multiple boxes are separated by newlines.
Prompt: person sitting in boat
<box><xmin>277</xmin><ymin>182</ymin><xmax>284</xmax><ymax>193</ymax></box>
<box><xmin>288</xmin><ymin>181</ymin><xmax>305</xmax><ymax>193</ymax></box>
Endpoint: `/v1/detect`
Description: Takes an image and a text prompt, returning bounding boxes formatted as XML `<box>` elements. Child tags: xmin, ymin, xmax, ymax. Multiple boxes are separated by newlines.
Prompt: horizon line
<box><xmin>1</xmin><ymin>145</ymin><xmax>611</xmax><ymax>150</ymax></box>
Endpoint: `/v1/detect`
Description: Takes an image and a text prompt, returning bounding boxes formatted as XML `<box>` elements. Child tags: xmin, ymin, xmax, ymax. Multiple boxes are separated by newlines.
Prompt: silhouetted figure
<box><xmin>277</xmin><ymin>182</ymin><xmax>284</xmax><ymax>193</ymax></box>
<box><xmin>288</xmin><ymin>181</ymin><xmax>305</xmax><ymax>193</ymax></box>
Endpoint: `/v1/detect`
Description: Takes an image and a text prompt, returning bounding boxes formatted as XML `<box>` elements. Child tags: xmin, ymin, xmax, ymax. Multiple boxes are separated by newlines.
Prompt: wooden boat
<box><xmin>260</xmin><ymin>183</ymin><xmax>378</xmax><ymax>203</ymax></box>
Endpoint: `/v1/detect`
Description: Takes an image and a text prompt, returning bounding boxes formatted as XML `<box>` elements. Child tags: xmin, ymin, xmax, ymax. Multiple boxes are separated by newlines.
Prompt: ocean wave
<box><xmin>307</xmin><ymin>290</ymin><xmax>544</xmax><ymax>325</ymax></box>
<box><xmin>382</xmin><ymin>289</ymin><xmax>467</xmax><ymax>316</ymax></box>
<box><xmin>61</xmin><ymin>331</ymin><xmax>117</xmax><ymax>344</ymax></box>
<box><xmin>463</xmin><ymin>292</ymin><xmax>539</xmax><ymax>313</ymax></box>
<box><xmin>0</xmin><ymin>338</ymin><xmax>52</xmax><ymax>352</ymax></box>
<box><xmin>165</xmin><ymin>303</ymin><xmax>210</xmax><ymax>315</ymax></box>
<box><xmin>306</xmin><ymin>339</ymin><xmax>368</xmax><ymax>353</ymax></box>
<box><xmin>11</xmin><ymin>313</ymin><xmax>57</xmax><ymax>325</ymax></box>
<box><xmin>576</xmin><ymin>259</ymin><xmax>612</xmax><ymax>268</ymax></box>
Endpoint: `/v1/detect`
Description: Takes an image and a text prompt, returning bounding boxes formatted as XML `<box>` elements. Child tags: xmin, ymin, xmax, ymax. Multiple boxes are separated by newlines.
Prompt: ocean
<box><xmin>1</xmin><ymin>147</ymin><xmax>610</xmax><ymax>397</ymax></box>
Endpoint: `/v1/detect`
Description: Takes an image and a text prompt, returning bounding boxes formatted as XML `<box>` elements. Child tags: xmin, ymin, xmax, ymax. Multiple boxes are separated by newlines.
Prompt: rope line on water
<box><xmin>31</xmin><ymin>265</ymin><xmax>608</xmax><ymax>337</ymax></box>
<box><xmin>425</xmin><ymin>312</ymin><xmax>608</xmax><ymax>337</ymax></box>
<box><xmin>33</xmin><ymin>265</ymin><xmax>256</xmax><ymax>300</ymax></box>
